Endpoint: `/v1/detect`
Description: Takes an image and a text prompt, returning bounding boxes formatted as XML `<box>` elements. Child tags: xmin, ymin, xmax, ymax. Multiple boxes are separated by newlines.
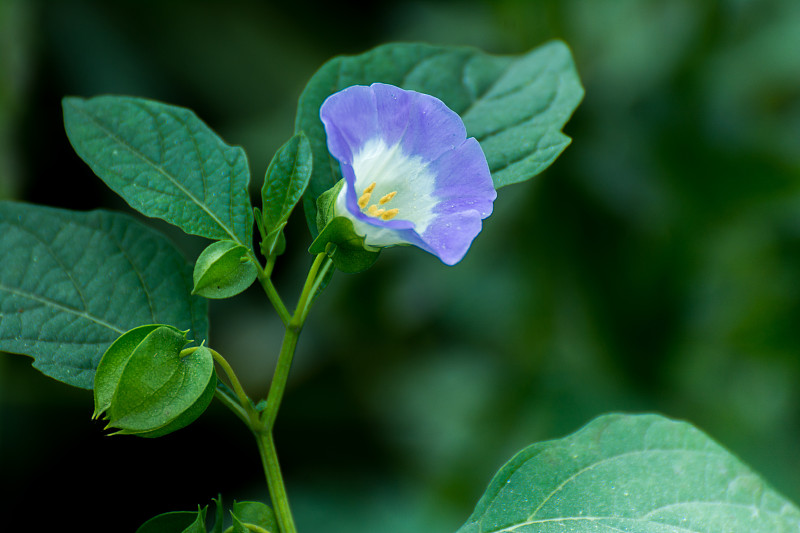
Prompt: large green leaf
<box><xmin>63</xmin><ymin>95</ymin><xmax>253</xmax><ymax>247</ymax></box>
<box><xmin>458</xmin><ymin>413</ymin><xmax>800</xmax><ymax>533</ymax></box>
<box><xmin>0</xmin><ymin>201</ymin><xmax>208</xmax><ymax>389</ymax></box>
<box><xmin>295</xmin><ymin>40</ymin><xmax>583</xmax><ymax>232</ymax></box>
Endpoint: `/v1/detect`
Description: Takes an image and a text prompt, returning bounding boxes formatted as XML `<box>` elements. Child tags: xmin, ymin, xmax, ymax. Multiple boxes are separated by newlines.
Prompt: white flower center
<box><xmin>335</xmin><ymin>138</ymin><xmax>438</xmax><ymax>245</ymax></box>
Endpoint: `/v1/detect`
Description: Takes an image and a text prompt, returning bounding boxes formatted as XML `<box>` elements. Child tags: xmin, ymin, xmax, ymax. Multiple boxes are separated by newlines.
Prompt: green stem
<box><xmin>213</xmin><ymin>388</ymin><xmax>250</xmax><ymax>425</ymax></box>
<box><xmin>225</xmin><ymin>252</ymin><xmax>332</xmax><ymax>533</ymax></box>
<box><xmin>254</xmin><ymin>258</ymin><xmax>291</xmax><ymax>326</ymax></box>
<box><xmin>261</xmin><ymin>253</ymin><xmax>330</xmax><ymax>431</ymax></box>
<box><xmin>262</xmin><ymin>326</ymin><xmax>300</xmax><ymax>431</ymax></box>
<box><xmin>255</xmin><ymin>431</ymin><xmax>297</xmax><ymax>533</ymax></box>
<box><xmin>210</xmin><ymin>348</ymin><xmax>260</xmax><ymax>427</ymax></box>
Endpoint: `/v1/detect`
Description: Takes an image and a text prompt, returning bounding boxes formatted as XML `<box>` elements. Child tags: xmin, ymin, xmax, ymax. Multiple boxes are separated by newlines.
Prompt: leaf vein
<box><xmin>70</xmin><ymin>101</ymin><xmax>242</xmax><ymax>245</ymax></box>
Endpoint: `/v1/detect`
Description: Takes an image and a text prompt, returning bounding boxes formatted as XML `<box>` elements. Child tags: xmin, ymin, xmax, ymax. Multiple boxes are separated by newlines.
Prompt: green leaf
<box><xmin>457</xmin><ymin>413</ymin><xmax>800</xmax><ymax>533</ymax></box>
<box><xmin>193</xmin><ymin>240</ymin><xmax>258</xmax><ymax>299</ymax></box>
<box><xmin>0</xmin><ymin>201</ymin><xmax>208</xmax><ymax>389</ymax></box>
<box><xmin>295</xmin><ymin>40</ymin><xmax>584</xmax><ymax>232</ymax></box>
<box><xmin>231</xmin><ymin>501</ymin><xmax>278</xmax><ymax>533</ymax></box>
<box><xmin>63</xmin><ymin>95</ymin><xmax>253</xmax><ymax>247</ymax></box>
<box><xmin>260</xmin><ymin>133</ymin><xmax>312</xmax><ymax>254</ymax></box>
<box><xmin>136</xmin><ymin>507</ymin><xmax>206</xmax><ymax>533</ymax></box>
<box><xmin>106</xmin><ymin>328</ymin><xmax>215</xmax><ymax>434</ymax></box>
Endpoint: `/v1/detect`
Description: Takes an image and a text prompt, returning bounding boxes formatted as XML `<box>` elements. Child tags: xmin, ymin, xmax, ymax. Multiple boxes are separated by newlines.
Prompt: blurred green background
<box><xmin>2</xmin><ymin>0</ymin><xmax>800</xmax><ymax>530</ymax></box>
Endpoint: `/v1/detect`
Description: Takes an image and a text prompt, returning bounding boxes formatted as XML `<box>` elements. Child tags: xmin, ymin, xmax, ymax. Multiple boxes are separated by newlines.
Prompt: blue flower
<box><xmin>320</xmin><ymin>83</ymin><xmax>496</xmax><ymax>265</ymax></box>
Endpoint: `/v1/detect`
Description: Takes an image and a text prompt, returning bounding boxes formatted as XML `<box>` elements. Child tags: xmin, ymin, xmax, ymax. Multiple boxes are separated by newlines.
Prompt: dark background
<box><xmin>1</xmin><ymin>0</ymin><xmax>800</xmax><ymax>531</ymax></box>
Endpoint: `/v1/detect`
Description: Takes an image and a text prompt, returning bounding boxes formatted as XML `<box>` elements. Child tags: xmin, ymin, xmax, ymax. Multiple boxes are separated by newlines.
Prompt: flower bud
<box><xmin>192</xmin><ymin>240</ymin><xmax>257</xmax><ymax>299</ymax></box>
<box><xmin>93</xmin><ymin>325</ymin><xmax>215</xmax><ymax>437</ymax></box>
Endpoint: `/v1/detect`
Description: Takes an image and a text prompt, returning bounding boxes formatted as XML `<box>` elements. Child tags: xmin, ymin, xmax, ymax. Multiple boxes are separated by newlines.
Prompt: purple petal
<box><xmin>320</xmin><ymin>83</ymin><xmax>469</xmax><ymax>165</ymax></box>
<box><xmin>430</xmin><ymin>138</ymin><xmax>496</xmax><ymax>218</ymax></box>
<box><xmin>371</xmin><ymin>83</ymin><xmax>467</xmax><ymax>162</ymax></box>
<box><xmin>320</xmin><ymin>85</ymin><xmax>379</xmax><ymax>164</ymax></box>
<box><xmin>320</xmin><ymin>83</ymin><xmax>497</xmax><ymax>265</ymax></box>
<box><xmin>419</xmin><ymin>211</ymin><xmax>486</xmax><ymax>266</ymax></box>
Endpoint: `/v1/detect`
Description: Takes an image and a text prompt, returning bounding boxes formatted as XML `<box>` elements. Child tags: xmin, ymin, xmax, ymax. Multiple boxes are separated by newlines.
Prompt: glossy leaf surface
<box><xmin>458</xmin><ymin>413</ymin><xmax>800</xmax><ymax>533</ymax></box>
<box><xmin>0</xmin><ymin>202</ymin><xmax>207</xmax><ymax>389</ymax></box>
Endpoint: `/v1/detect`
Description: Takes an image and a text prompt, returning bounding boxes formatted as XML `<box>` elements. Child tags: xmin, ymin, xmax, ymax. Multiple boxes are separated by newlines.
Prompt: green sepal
<box><xmin>136</xmin><ymin>505</ymin><xmax>207</xmax><ymax>533</ymax></box>
<box><xmin>230</xmin><ymin>501</ymin><xmax>277</xmax><ymax>533</ymax></box>
<box><xmin>125</xmin><ymin>360</ymin><xmax>217</xmax><ymax>439</ymax></box>
<box><xmin>308</xmin><ymin>179</ymin><xmax>379</xmax><ymax>274</ymax></box>
<box><xmin>94</xmin><ymin>325</ymin><xmax>215</xmax><ymax>436</ymax></box>
<box><xmin>211</xmin><ymin>496</ymin><xmax>225</xmax><ymax>533</ymax></box>
<box><xmin>93</xmin><ymin>324</ymin><xmax>162</xmax><ymax>419</ymax></box>
<box><xmin>193</xmin><ymin>240</ymin><xmax>258</xmax><ymax>299</ymax></box>
<box><xmin>181</xmin><ymin>507</ymin><xmax>208</xmax><ymax>533</ymax></box>
<box><xmin>259</xmin><ymin>133</ymin><xmax>313</xmax><ymax>256</ymax></box>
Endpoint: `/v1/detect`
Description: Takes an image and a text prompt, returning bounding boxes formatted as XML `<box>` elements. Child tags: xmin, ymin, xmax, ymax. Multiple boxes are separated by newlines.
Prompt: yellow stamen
<box><xmin>358</xmin><ymin>182</ymin><xmax>378</xmax><ymax>208</ymax></box>
<box><xmin>380</xmin><ymin>208</ymin><xmax>400</xmax><ymax>221</ymax></box>
<box><xmin>367</xmin><ymin>205</ymin><xmax>385</xmax><ymax>217</ymax></box>
<box><xmin>378</xmin><ymin>191</ymin><xmax>397</xmax><ymax>205</ymax></box>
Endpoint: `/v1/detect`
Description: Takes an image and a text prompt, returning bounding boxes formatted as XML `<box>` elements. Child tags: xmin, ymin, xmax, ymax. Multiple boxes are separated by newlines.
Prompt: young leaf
<box><xmin>0</xmin><ymin>201</ymin><xmax>208</xmax><ymax>389</ymax></box>
<box><xmin>457</xmin><ymin>413</ymin><xmax>800</xmax><ymax>533</ymax></box>
<box><xmin>63</xmin><ymin>95</ymin><xmax>253</xmax><ymax>247</ymax></box>
<box><xmin>260</xmin><ymin>133</ymin><xmax>312</xmax><ymax>254</ymax></box>
<box><xmin>295</xmin><ymin>40</ymin><xmax>583</xmax><ymax>233</ymax></box>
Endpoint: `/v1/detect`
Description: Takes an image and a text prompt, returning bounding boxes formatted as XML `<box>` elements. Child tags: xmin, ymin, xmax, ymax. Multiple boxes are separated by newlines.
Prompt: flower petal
<box><xmin>319</xmin><ymin>83</ymin><xmax>496</xmax><ymax>265</ymax></box>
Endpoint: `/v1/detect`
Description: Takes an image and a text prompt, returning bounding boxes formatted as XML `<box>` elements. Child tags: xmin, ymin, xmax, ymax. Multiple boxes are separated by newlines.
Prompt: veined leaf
<box><xmin>260</xmin><ymin>133</ymin><xmax>312</xmax><ymax>254</ymax></box>
<box><xmin>0</xmin><ymin>202</ymin><xmax>208</xmax><ymax>389</ymax></box>
<box><xmin>295</xmin><ymin>40</ymin><xmax>583</xmax><ymax>233</ymax></box>
<box><xmin>458</xmin><ymin>413</ymin><xmax>800</xmax><ymax>533</ymax></box>
<box><xmin>63</xmin><ymin>95</ymin><xmax>253</xmax><ymax>247</ymax></box>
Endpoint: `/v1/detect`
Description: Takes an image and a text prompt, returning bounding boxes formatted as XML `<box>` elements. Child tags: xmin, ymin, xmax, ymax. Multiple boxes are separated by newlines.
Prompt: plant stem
<box><xmin>253</xmin><ymin>258</ymin><xmax>291</xmax><ymax>326</ymax></box>
<box><xmin>255</xmin><ymin>430</ymin><xmax>297</xmax><ymax>533</ymax></box>
<box><xmin>213</xmin><ymin>388</ymin><xmax>250</xmax><ymax>426</ymax></box>
<box><xmin>262</xmin><ymin>253</ymin><xmax>329</xmax><ymax>431</ymax></box>
<box><xmin>262</xmin><ymin>327</ymin><xmax>300</xmax><ymax>432</ymax></box>
<box><xmin>216</xmin><ymin>252</ymin><xmax>332</xmax><ymax>533</ymax></box>
<box><xmin>209</xmin><ymin>348</ymin><xmax>260</xmax><ymax>427</ymax></box>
